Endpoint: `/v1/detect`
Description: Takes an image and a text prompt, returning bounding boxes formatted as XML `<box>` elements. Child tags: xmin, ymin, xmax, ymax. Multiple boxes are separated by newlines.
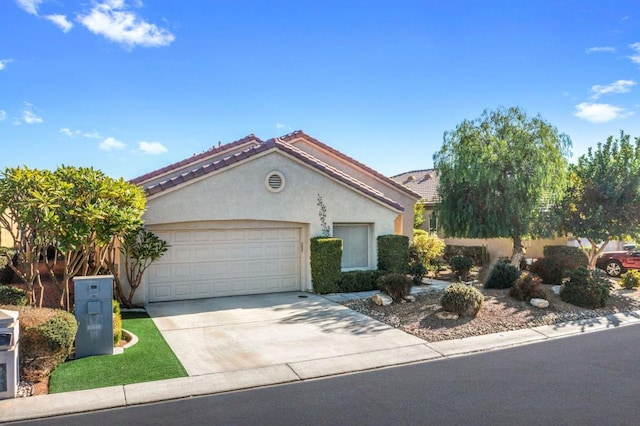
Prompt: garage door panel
<box><xmin>148</xmin><ymin>226</ymin><xmax>302</xmax><ymax>302</ymax></box>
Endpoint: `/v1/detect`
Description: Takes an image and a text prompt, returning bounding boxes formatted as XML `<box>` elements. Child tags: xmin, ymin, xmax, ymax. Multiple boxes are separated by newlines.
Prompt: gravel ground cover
<box><xmin>342</xmin><ymin>281</ymin><xmax>640</xmax><ymax>342</ymax></box>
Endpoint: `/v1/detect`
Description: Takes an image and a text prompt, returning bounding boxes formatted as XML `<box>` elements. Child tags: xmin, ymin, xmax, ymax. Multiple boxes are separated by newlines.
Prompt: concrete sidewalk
<box><xmin>2</xmin><ymin>288</ymin><xmax>640</xmax><ymax>423</ymax></box>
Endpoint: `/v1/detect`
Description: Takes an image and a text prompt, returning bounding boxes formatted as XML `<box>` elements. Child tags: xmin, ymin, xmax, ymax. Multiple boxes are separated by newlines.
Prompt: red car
<box><xmin>596</xmin><ymin>250</ymin><xmax>640</xmax><ymax>277</ymax></box>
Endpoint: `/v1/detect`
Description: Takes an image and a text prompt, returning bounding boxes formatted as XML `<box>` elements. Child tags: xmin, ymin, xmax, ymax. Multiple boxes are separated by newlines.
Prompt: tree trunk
<box><xmin>511</xmin><ymin>235</ymin><xmax>526</xmax><ymax>270</ymax></box>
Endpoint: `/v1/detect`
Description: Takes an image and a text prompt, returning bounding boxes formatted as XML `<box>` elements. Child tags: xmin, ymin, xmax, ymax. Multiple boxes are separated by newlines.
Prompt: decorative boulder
<box><xmin>404</xmin><ymin>295</ymin><xmax>416</xmax><ymax>302</ymax></box>
<box><xmin>372</xmin><ymin>293</ymin><xmax>393</xmax><ymax>306</ymax></box>
<box><xmin>552</xmin><ymin>285</ymin><xmax>562</xmax><ymax>295</ymax></box>
<box><xmin>435</xmin><ymin>311</ymin><xmax>459</xmax><ymax>320</ymax></box>
<box><xmin>530</xmin><ymin>298</ymin><xmax>549</xmax><ymax>308</ymax></box>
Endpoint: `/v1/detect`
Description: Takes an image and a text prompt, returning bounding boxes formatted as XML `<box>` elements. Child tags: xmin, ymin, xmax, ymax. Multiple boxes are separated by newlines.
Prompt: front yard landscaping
<box><xmin>343</xmin><ymin>280</ymin><xmax>640</xmax><ymax>342</ymax></box>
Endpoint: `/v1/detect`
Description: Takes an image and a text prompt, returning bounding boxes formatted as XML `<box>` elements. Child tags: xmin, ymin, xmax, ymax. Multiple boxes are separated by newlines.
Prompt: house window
<box><xmin>333</xmin><ymin>224</ymin><xmax>371</xmax><ymax>270</ymax></box>
<box><xmin>428</xmin><ymin>213</ymin><xmax>439</xmax><ymax>233</ymax></box>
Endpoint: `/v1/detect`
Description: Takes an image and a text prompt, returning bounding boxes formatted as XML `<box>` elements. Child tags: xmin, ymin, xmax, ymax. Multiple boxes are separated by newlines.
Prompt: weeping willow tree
<box><xmin>433</xmin><ymin>106</ymin><xmax>572</xmax><ymax>268</ymax></box>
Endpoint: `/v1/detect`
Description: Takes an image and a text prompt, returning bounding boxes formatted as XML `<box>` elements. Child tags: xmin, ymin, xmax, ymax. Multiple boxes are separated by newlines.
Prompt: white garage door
<box><xmin>147</xmin><ymin>227</ymin><xmax>302</xmax><ymax>302</ymax></box>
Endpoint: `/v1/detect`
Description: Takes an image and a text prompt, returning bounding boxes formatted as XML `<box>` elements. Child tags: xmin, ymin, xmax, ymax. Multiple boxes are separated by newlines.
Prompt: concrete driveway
<box><xmin>145</xmin><ymin>292</ymin><xmax>438</xmax><ymax>378</ymax></box>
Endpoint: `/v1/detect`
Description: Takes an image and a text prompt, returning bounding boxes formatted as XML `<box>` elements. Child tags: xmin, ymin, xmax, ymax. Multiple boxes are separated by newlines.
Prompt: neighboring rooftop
<box><xmin>391</xmin><ymin>169</ymin><xmax>440</xmax><ymax>204</ymax></box>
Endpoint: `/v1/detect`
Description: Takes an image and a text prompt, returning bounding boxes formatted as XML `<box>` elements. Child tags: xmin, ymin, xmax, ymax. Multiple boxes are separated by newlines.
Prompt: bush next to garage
<box><xmin>310</xmin><ymin>237</ymin><xmax>343</xmax><ymax>294</ymax></box>
<box><xmin>338</xmin><ymin>270</ymin><xmax>383</xmax><ymax>293</ymax></box>
<box><xmin>377</xmin><ymin>234</ymin><xmax>410</xmax><ymax>274</ymax></box>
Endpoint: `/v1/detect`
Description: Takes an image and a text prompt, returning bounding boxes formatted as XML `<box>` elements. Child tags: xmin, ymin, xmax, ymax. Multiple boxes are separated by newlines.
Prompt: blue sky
<box><xmin>1</xmin><ymin>0</ymin><xmax>639</xmax><ymax>180</ymax></box>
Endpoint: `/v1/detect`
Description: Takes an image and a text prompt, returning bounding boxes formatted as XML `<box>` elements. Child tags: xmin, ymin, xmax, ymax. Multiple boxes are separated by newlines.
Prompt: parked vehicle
<box><xmin>596</xmin><ymin>250</ymin><xmax>640</xmax><ymax>277</ymax></box>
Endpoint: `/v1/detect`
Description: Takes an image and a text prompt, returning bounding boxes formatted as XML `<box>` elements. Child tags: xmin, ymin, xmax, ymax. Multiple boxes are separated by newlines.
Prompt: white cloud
<box><xmin>15</xmin><ymin>0</ymin><xmax>42</xmax><ymax>15</ymax></box>
<box><xmin>0</xmin><ymin>59</ymin><xmax>12</xmax><ymax>71</ymax></box>
<box><xmin>21</xmin><ymin>102</ymin><xmax>43</xmax><ymax>124</ymax></box>
<box><xmin>630</xmin><ymin>42</ymin><xmax>640</xmax><ymax>66</ymax></box>
<box><xmin>100</xmin><ymin>136</ymin><xmax>126</xmax><ymax>151</ymax></box>
<box><xmin>138</xmin><ymin>141</ymin><xmax>167</xmax><ymax>154</ymax></box>
<box><xmin>0</xmin><ymin>110</ymin><xmax>6</xmax><ymax>121</ymax></box>
<box><xmin>276</xmin><ymin>123</ymin><xmax>293</xmax><ymax>131</ymax></box>
<box><xmin>574</xmin><ymin>102</ymin><xmax>632</xmax><ymax>123</ymax></box>
<box><xmin>60</xmin><ymin>128</ymin><xmax>103</xmax><ymax>139</ymax></box>
<box><xmin>60</xmin><ymin>127</ymin><xmax>81</xmax><ymax>137</ymax></box>
<box><xmin>78</xmin><ymin>0</ymin><xmax>175</xmax><ymax>48</ymax></box>
<box><xmin>45</xmin><ymin>14</ymin><xmax>73</xmax><ymax>32</ymax></box>
<box><xmin>586</xmin><ymin>46</ymin><xmax>615</xmax><ymax>54</ymax></box>
<box><xmin>591</xmin><ymin>80</ymin><xmax>636</xmax><ymax>99</ymax></box>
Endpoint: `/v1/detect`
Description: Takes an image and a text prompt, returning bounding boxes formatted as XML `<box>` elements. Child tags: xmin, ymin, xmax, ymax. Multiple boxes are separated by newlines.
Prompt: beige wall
<box><xmin>444</xmin><ymin>236</ymin><xmax>568</xmax><ymax>263</ymax></box>
<box><xmin>140</xmin><ymin>151</ymin><xmax>402</xmax><ymax>302</ymax></box>
<box><xmin>289</xmin><ymin>138</ymin><xmax>419</xmax><ymax>238</ymax></box>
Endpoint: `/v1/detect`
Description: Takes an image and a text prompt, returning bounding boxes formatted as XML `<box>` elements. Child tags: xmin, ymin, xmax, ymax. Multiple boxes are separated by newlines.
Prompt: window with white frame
<box><xmin>428</xmin><ymin>212</ymin><xmax>439</xmax><ymax>233</ymax></box>
<box><xmin>333</xmin><ymin>223</ymin><xmax>371</xmax><ymax>270</ymax></box>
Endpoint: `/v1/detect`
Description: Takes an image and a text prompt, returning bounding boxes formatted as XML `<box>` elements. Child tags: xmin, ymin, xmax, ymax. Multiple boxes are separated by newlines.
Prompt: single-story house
<box><xmin>391</xmin><ymin>169</ymin><xmax>568</xmax><ymax>261</ymax></box>
<box><xmin>130</xmin><ymin>131</ymin><xmax>420</xmax><ymax>303</ymax></box>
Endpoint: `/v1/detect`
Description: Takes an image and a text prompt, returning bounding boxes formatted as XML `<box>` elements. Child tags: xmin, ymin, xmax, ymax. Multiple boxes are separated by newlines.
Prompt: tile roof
<box><xmin>280</xmin><ymin>130</ymin><xmax>421</xmax><ymax>199</ymax></box>
<box><xmin>390</xmin><ymin>169</ymin><xmax>440</xmax><ymax>204</ymax></box>
<box><xmin>137</xmin><ymin>134</ymin><xmax>405</xmax><ymax>212</ymax></box>
<box><xmin>130</xmin><ymin>134</ymin><xmax>263</xmax><ymax>185</ymax></box>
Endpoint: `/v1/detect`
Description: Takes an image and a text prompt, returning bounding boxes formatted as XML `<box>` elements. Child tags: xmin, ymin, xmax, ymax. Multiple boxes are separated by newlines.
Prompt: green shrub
<box><xmin>0</xmin><ymin>285</ymin><xmax>28</xmax><ymax>306</ymax></box>
<box><xmin>310</xmin><ymin>237</ymin><xmax>343</xmax><ymax>294</ymax></box>
<box><xmin>449</xmin><ymin>255</ymin><xmax>473</xmax><ymax>280</ymax></box>
<box><xmin>18</xmin><ymin>307</ymin><xmax>78</xmax><ymax>382</ymax></box>
<box><xmin>560</xmin><ymin>267</ymin><xmax>611</xmax><ymax>309</ymax></box>
<box><xmin>620</xmin><ymin>270</ymin><xmax>640</xmax><ymax>290</ymax></box>
<box><xmin>439</xmin><ymin>283</ymin><xmax>484</xmax><ymax>317</ymax></box>
<box><xmin>485</xmin><ymin>261</ymin><xmax>521</xmax><ymax>289</ymax></box>
<box><xmin>530</xmin><ymin>246</ymin><xmax>588</xmax><ymax>285</ymax></box>
<box><xmin>509</xmin><ymin>273</ymin><xmax>546</xmax><ymax>301</ymax></box>
<box><xmin>444</xmin><ymin>245</ymin><xmax>490</xmax><ymax>266</ymax></box>
<box><xmin>377</xmin><ymin>234</ymin><xmax>409</xmax><ymax>274</ymax></box>
<box><xmin>338</xmin><ymin>270</ymin><xmax>382</xmax><ymax>292</ymax></box>
<box><xmin>0</xmin><ymin>265</ymin><xmax>16</xmax><ymax>284</ymax></box>
<box><xmin>113</xmin><ymin>300</ymin><xmax>122</xmax><ymax>345</ymax></box>
<box><xmin>543</xmin><ymin>245</ymin><xmax>589</xmax><ymax>267</ymax></box>
<box><xmin>408</xmin><ymin>245</ymin><xmax>427</xmax><ymax>284</ymax></box>
<box><xmin>376</xmin><ymin>273</ymin><xmax>413</xmax><ymax>302</ymax></box>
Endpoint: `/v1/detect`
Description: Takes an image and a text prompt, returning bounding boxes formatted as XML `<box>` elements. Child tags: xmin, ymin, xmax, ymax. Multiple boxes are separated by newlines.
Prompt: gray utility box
<box><xmin>74</xmin><ymin>276</ymin><xmax>114</xmax><ymax>358</ymax></box>
<box><xmin>0</xmin><ymin>308</ymin><xmax>19</xmax><ymax>400</ymax></box>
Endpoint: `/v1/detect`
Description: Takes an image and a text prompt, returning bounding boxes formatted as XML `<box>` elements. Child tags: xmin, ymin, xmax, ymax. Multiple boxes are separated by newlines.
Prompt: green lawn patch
<box><xmin>49</xmin><ymin>312</ymin><xmax>187</xmax><ymax>393</ymax></box>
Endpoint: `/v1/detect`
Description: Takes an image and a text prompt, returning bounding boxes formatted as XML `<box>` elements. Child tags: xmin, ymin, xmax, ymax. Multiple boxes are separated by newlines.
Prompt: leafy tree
<box><xmin>43</xmin><ymin>166</ymin><xmax>146</xmax><ymax>310</ymax></box>
<box><xmin>413</xmin><ymin>202</ymin><xmax>425</xmax><ymax>229</ymax></box>
<box><xmin>558</xmin><ymin>132</ymin><xmax>640</xmax><ymax>269</ymax></box>
<box><xmin>0</xmin><ymin>167</ymin><xmax>59</xmax><ymax>306</ymax></box>
<box><xmin>433</xmin><ymin>106</ymin><xmax>571</xmax><ymax>268</ymax></box>
<box><xmin>0</xmin><ymin>165</ymin><xmax>146</xmax><ymax>309</ymax></box>
<box><xmin>111</xmin><ymin>225</ymin><xmax>169</xmax><ymax>308</ymax></box>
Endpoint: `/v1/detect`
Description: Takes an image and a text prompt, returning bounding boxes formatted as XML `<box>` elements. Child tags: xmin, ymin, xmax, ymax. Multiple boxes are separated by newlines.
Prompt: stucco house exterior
<box><xmin>391</xmin><ymin>169</ymin><xmax>568</xmax><ymax>262</ymax></box>
<box><xmin>130</xmin><ymin>131</ymin><xmax>420</xmax><ymax>303</ymax></box>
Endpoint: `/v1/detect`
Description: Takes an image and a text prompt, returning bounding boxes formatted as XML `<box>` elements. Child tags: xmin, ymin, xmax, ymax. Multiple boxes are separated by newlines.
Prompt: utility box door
<box><xmin>74</xmin><ymin>276</ymin><xmax>114</xmax><ymax>358</ymax></box>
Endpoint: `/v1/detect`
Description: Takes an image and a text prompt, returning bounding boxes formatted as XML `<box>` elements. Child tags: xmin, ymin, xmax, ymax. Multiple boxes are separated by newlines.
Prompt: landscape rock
<box><xmin>372</xmin><ymin>293</ymin><xmax>393</xmax><ymax>306</ymax></box>
<box><xmin>404</xmin><ymin>295</ymin><xmax>416</xmax><ymax>302</ymax></box>
<box><xmin>552</xmin><ymin>285</ymin><xmax>562</xmax><ymax>295</ymax></box>
<box><xmin>530</xmin><ymin>298</ymin><xmax>550</xmax><ymax>308</ymax></box>
<box><xmin>435</xmin><ymin>311</ymin><xmax>459</xmax><ymax>320</ymax></box>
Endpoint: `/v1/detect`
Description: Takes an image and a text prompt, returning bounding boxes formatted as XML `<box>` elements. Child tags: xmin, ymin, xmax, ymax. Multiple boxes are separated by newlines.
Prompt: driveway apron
<box><xmin>145</xmin><ymin>292</ymin><xmax>428</xmax><ymax>376</ymax></box>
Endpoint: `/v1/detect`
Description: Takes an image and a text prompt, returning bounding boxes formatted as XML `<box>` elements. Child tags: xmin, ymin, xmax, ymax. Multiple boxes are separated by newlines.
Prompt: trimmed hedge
<box><xmin>338</xmin><ymin>270</ymin><xmax>383</xmax><ymax>293</ymax></box>
<box><xmin>310</xmin><ymin>237</ymin><xmax>343</xmax><ymax>294</ymax></box>
<box><xmin>377</xmin><ymin>234</ymin><xmax>409</xmax><ymax>274</ymax></box>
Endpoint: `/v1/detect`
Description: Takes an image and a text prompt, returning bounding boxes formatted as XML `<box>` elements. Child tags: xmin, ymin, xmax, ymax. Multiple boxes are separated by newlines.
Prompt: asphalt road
<box><xmin>13</xmin><ymin>324</ymin><xmax>640</xmax><ymax>425</ymax></box>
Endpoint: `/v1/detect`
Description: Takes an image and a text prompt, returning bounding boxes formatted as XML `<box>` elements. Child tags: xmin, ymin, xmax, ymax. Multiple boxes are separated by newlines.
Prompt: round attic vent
<box><xmin>265</xmin><ymin>171</ymin><xmax>285</xmax><ymax>193</ymax></box>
